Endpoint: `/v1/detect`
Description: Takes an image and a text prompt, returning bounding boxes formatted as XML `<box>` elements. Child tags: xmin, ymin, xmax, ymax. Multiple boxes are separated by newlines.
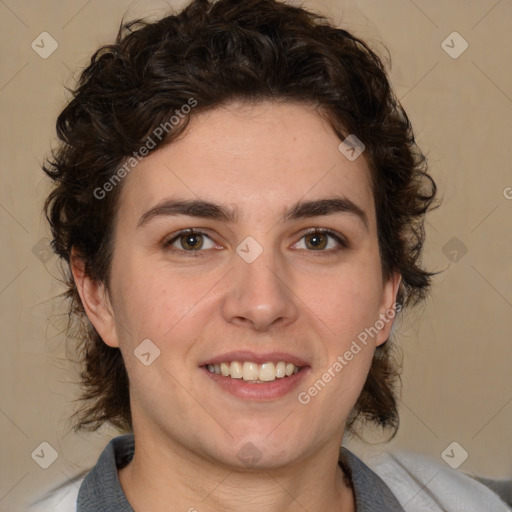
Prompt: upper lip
<box><xmin>199</xmin><ymin>350</ymin><xmax>310</xmax><ymax>368</ymax></box>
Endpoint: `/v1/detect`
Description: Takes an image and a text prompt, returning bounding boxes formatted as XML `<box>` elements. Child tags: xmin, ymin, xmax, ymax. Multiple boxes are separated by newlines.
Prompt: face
<box><xmin>78</xmin><ymin>101</ymin><xmax>399</xmax><ymax>470</ymax></box>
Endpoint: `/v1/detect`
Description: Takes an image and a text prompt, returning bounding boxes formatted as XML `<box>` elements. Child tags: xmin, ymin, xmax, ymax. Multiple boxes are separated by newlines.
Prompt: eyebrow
<box><xmin>137</xmin><ymin>196</ymin><xmax>368</xmax><ymax>230</ymax></box>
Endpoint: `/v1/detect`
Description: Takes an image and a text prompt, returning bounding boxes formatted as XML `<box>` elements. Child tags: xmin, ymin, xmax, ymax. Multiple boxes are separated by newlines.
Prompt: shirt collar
<box><xmin>340</xmin><ymin>447</ymin><xmax>405</xmax><ymax>511</ymax></box>
<box><xmin>77</xmin><ymin>434</ymin><xmax>404</xmax><ymax>511</ymax></box>
<box><xmin>77</xmin><ymin>435</ymin><xmax>134</xmax><ymax>512</ymax></box>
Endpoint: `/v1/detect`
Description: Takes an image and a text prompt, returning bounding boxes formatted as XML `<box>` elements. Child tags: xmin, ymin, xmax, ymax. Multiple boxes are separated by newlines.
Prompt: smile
<box><xmin>206</xmin><ymin>361</ymin><xmax>301</xmax><ymax>382</ymax></box>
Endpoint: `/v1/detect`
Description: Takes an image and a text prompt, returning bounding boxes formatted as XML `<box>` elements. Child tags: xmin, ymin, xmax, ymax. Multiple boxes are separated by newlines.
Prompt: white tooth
<box><xmin>214</xmin><ymin>361</ymin><xmax>299</xmax><ymax>380</ymax></box>
<box><xmin>230</xmin><ymin>361</ymin><xmax>243</xmax><ymax>379</ymax></box>
<box><xmin>259</xmin><ymin>362</ymin><xmax>276</xmax><ymax>382</ymax></box>
<box><xmin>220</xmin><ymin>362</ymin><xmax>230</xmax><ymax>376</ymax></box>
<box><xmin>275</xmin><ymin>361</ymin><xmax>286</xmax><ymax>378</ymax></box>
<box><xmin>243</xmin><ymin>361</ymin><xmax>259</xmax><ymax>381</ymax></box>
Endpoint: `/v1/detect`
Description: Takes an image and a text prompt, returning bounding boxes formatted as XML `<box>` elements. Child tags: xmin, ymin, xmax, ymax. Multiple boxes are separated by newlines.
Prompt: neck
<box><xmin>118</xmin><ymin>430</ymin><xmax>355</xmax><ymax>512</ymax></box>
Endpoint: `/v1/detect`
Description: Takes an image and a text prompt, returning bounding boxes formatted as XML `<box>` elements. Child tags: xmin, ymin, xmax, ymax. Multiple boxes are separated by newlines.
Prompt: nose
<box><xmin>221</xmin><ymin>246</ymin><xmax>299</xmax><ymax>332</ymax></box>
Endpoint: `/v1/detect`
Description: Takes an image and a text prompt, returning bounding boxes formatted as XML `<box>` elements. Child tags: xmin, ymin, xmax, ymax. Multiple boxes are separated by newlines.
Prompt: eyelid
<box><xmin>164</xmin><ymin>228</ymin><xmax>201</xmax><ymax>242</ymax></box>
<box><xmin>292</xmin><ymin>227</ymin><xmax>349</xmax><ymax>251</ymax></box>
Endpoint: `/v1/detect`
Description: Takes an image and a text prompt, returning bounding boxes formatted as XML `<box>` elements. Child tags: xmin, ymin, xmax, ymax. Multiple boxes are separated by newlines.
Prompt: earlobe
<box><xmin>375</xmin><ymin>272</ymin><xmax>402</xmax><ymax>346</ymax></box>
<box><xmin>70</xmin><ymin>248</ymin><xmax>120</xmax><ymax>348</ymax></box>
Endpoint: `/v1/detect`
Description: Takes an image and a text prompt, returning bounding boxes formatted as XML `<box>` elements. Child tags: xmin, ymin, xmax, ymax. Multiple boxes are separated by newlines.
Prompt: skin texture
<box><xmin>72</xmin><ymin>101</ymin><xmax>400</xmax><ymax>512</ymax></box>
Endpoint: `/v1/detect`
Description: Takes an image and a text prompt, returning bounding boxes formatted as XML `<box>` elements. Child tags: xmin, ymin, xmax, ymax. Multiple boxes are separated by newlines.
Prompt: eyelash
<box><xmin>164</xmin><ymin>228</ymin><xmax>348</xmax><ymax>257</ymax></box>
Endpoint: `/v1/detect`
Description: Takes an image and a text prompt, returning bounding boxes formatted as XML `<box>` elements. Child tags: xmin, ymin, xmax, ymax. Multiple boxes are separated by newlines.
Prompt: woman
<box><xmin>32</xmin><ymin>0</ymin><xmax>511</xmax><ymax>510</ymax></box>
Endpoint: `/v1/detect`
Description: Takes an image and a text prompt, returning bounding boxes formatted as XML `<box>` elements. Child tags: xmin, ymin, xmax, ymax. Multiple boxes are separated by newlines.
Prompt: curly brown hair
<box><xmin>43</xmin><ymin>0</ymin><xmax>437</xmax><ymax>436</ymax></box>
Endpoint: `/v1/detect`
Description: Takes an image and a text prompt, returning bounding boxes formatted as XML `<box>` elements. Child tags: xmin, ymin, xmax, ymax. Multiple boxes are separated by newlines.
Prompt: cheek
<box><xmin>299</xmin><ymin>261</ymin><xmax>384</xmax><ymax>341</ymax></box>
<box><xmin>110</xmin><ymin>257</ymin><xmax>219</xmax><ymax>346</ymax></box>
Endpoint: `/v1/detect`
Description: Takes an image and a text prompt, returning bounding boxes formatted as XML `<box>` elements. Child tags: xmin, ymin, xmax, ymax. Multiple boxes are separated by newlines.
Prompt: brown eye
<box><xmin>166</xmin><ymin>229</ymin><xmax>217</xmax><ymax>253</ymax></box>
<box><xmin>293</xmin><ymin>229</ymin><xmax>347</xmax><ymax>252</ymax></box>
<box><xmin>179</xmin><ymin>232</ymin><xmax>204</xmax><ymax>250</ymax></box>
<box><xmin>304</xmin><ymin>232</ymin><xmax>328</xmax><ymax>250</ymax></box>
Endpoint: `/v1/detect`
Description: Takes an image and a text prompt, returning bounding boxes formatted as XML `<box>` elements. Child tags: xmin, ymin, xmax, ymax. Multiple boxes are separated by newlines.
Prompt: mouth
<box><xmin>203</xmin><ymin>360</ymin><xmax>303</xmax><ymax>383</ymax></box>
<box><xmin>199</xmin><ymin>352</ymin><xmax>310</xmax><ymax>400</ymax></box>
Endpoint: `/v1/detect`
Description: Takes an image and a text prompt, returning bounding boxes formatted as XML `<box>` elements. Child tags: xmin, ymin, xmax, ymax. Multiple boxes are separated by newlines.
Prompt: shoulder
<box><xmin>28</xmin><ymin>434</ymin><xmax>135</xmax><ymax>512</ymax></box>
<box><xmin>359</xmin><ymin>448</ymin><xmax>512</xmax><ymax>512</ymax></box>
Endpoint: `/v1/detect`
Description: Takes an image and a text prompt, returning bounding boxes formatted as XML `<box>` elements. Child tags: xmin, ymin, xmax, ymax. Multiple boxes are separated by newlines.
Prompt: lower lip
<box><xmin>200</xmin><ymin>366</ymin><xmax>310</xmax><ymax>401</ymax></box>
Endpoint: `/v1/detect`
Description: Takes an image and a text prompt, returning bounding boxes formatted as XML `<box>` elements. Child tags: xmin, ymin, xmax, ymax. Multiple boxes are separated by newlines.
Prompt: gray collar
<box><xmin>77</xmin><ymin>434</ymin><xmax>405</xmax><ymax>511</ymax></box>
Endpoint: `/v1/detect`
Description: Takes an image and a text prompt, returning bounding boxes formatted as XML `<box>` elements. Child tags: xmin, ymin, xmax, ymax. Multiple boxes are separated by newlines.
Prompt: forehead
<box><xmin>118</xmin><ymin>101</ymin><xmax>375</xmax><ymax>226</ymax></box>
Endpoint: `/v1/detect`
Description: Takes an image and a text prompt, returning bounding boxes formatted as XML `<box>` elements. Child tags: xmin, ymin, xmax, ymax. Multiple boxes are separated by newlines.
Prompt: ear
<box><xmin>375</xmin><ymin>272</ymin><xmax>402</xmax><ymax>347</ymax></box>
<box><xmin>70</xmin><ymin>248</ymin><xmax>120</xmax><ymax>348</ymax></box>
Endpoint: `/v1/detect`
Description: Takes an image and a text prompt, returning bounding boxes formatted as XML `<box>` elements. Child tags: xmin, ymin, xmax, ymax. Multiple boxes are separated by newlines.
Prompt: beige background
<box><xmin>1</xmin><ymin>0</ymin><xmax>511</xmax><ymax>510</ymax></box>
